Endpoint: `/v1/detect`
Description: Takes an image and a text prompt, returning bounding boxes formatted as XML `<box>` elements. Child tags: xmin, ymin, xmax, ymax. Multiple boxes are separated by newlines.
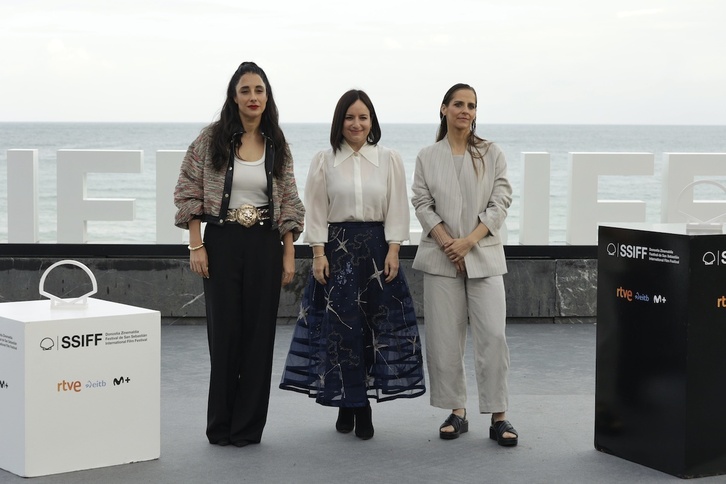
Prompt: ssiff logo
<box><xmin>607</xmin><ymin>243</ymin><xmax>647</xmax><ymax>259</ymax></box>
<box><xmin>61</xmin><ymin>333</ymin><xmax>102</xmax><ymax>348</ymax></box>
<box><xmin>40</xmin><ymin>333</ymin><xmax>103</xmax><ymax>351</ymax></box>
<box><xmin>702</xmin><ymin>251</ymin><xmax>726</xmax><ymax>266</ymax></box>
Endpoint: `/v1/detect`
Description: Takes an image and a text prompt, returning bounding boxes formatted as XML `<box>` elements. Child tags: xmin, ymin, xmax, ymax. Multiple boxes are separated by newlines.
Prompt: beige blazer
<box><xmin>411</xmin><ymin>137</ymin><xmax>512</xmax><ymax>278</ymax></box>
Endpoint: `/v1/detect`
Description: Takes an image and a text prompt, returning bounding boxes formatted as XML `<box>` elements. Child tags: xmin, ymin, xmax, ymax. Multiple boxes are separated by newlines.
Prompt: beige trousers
<box><xmin>423</xmin><ymin>273</ymin><xmax>510</xmax><ymax>414</ymax></box>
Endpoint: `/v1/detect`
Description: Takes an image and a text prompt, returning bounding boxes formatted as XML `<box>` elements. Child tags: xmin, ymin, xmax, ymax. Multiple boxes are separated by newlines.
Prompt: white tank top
<box><xmin>229</xmin><ymin>148</ymin><xmax>268</xmax><ymax>208</ymax></box>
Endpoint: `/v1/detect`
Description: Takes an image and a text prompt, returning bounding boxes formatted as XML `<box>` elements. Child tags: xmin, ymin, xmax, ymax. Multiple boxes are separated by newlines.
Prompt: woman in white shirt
<box><xmin>280</xmin><ymin>90</ymin><xmax>425</xmax><ymax>440</ymax></box>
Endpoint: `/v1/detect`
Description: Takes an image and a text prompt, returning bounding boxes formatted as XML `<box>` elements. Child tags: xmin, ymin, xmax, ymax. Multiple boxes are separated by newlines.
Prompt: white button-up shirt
<box><xmin>303</xmin><ymin>141</ymin><xmax>410</xmax><ymax>246</ymax></box>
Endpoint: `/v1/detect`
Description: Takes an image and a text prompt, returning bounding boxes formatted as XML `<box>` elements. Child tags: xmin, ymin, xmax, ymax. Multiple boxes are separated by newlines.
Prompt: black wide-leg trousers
<box><xmin>202</xmin><ymin>222</ymin><xmax>282</xmax><ymax>444</ymax></box>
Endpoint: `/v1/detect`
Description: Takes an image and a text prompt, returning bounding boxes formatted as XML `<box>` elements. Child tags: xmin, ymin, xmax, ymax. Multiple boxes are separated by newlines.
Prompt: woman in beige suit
<box><xmin>411</xmin><ymin>83</ymin><xmax>517</xmax><ymax>446</ymax></box>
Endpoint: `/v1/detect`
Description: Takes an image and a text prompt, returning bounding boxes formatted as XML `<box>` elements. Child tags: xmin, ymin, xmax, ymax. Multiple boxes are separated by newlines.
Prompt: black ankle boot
<box><xmin>354</xmin><ymin>404</ymin><xmax>374</xmax><ymax>440</ymax></box>
<box><xmin>336</xmin><ymin>407</ymin><xmax>355</xmax><ymax>433</ymax></box>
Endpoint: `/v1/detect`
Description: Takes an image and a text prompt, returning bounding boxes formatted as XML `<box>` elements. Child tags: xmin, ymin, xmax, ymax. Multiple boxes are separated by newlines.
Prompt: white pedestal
<box><xmin>0</xmin><ymin>298</ymin><xmax>160</xmax><ymax>477</ymax></box>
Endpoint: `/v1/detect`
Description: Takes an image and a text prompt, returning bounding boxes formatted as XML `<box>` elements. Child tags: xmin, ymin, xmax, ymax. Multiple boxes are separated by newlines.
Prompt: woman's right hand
<box><xmin>190</xmin><ymin>247</ymin><xmax>209</xmax><ymax>278</ymax></box>
<box><xmin>430</xmin><ymin>223</ymin><xmax>465</xmax><ymax>273</ymax></box>
<box><xmin>313</xmin><ymin>255</ymin><xmax>329</xmax><ymax>285</ymax></box>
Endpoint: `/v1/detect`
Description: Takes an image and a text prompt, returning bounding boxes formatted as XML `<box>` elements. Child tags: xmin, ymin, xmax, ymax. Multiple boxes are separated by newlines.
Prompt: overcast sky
<box><xmin>2</xmin><ymin>0</ymin><xmax>725</xmax><ymax>124</ymax></box>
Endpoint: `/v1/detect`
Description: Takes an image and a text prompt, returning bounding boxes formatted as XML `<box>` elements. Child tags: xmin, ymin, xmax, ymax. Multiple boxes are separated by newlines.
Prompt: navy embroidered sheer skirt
<box><xmin>280</xmin><ymin>222</ymin><xmax>426</xmax><ymax>407</ymax></box>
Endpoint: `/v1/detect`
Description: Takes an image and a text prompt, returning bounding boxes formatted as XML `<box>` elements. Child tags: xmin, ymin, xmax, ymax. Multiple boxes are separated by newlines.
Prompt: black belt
<box><xmin>225</xmin><ymin>204</ymin><xmax>270</xmax><ymax>227</ymax></box>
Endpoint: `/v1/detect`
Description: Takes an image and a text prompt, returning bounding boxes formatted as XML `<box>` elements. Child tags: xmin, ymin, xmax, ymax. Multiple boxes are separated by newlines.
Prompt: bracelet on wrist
<box><xmin>188</xmin><ymin>243</ymin><xmax>204</xmax><ymax>251</ymax></box>
<box><xmin>312</xmin><ymin>254</ymin><xmax>326</xmax><ymax>259</ymax></box>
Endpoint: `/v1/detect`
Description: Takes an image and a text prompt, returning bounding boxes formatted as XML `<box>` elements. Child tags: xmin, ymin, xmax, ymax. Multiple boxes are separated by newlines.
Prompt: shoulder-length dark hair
<box><xmin>437</xmin><ymin>83</ymin><xmax>490</xmax><ymax>171</ymax></box>
<box><xmin>329</xmin><ymin>90</ymin><xmax>382</xmax><ymax>152</ymax></box>
<box><xmin>208</xmin><ymin>61</ymin><xmax>290</xmax><ymax>176</ymax></box>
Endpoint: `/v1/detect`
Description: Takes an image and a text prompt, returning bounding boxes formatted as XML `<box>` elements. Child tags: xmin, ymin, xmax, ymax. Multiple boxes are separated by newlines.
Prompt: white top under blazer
<box><xmin>411</xmin><ymin>137</ymin><xmax>512</xmax><ymax>279</ymax></box>
<box><xmin>229</xmin><ymin>149</ymin><xmax>268</xmax><ymax>209</ymax></box>
<box><xmin>303</xmin><ymin>141</ymin><xmax>410</xmax><ymax>246</ymax></box>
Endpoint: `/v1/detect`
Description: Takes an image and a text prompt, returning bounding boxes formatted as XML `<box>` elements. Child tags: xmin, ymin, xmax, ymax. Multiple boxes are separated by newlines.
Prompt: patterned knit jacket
<box><xmin>174</xmin><ymin>126</ymin><xmax>305</xmax><ymax>241</ymax></box>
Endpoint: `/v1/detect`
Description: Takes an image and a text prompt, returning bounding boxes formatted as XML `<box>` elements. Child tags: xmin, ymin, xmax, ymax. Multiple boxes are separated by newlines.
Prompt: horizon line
<box><xmin>2</xmin><ymin>121</ymin><xmax>726</xmax><ymax>127</ymax></box>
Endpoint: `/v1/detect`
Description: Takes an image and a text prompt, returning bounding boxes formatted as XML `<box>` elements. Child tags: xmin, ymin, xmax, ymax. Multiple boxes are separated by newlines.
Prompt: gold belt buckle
<box><xmin>235</xmin><ymin>204</ymin><xmax>258</xmax><ymax>228</ymax></box>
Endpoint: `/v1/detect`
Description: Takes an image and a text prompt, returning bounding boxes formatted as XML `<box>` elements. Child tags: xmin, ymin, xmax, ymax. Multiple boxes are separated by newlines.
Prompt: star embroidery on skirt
<box><xmin>324</xmin><ymin>286</ymin><xmax>352</xmax><ymax>329</ymax></box>
<box><xmin>355</xmin><ymin>287</ymin><xmax>368</xmax><ymax>309</ymax></box>
<box><xmin>371</xmin><ymin>332</ymin><xmax>391</xmax><ymax>369</ymax></box>
<box><xmin>334</xmin><ymin>234</ymin><xmax>349</xmax><ymax>253</ymax></box>
<box><xmin>368</xmin><ymin>259</ymin><xmax>384</xmax><ymax>290</ymax></box>
<box><xmin>406</xmin><ymin>334</ymin><xmax>420</xmax><ymax>354</ymax></box>
<box><xmin>392</xmin><ymin>295</ymin><xmax>405</xmax><ymax>318</ymax></box>
<box><xmin>298</xmin><ymin>304</ymin><xmax>309</xmax><ymax>326</ymax></box>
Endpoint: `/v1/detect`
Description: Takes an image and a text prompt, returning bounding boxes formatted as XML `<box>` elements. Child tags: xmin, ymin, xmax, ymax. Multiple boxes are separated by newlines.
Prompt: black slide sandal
<box><xmin>439</xmin><ymin>411</ymin><xmax>468</xmax><ymax>440</ymax></box>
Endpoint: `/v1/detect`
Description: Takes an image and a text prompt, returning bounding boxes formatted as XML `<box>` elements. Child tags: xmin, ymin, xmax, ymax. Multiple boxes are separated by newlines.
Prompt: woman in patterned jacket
<box><xmin>174</xmin><ymin>61</ymin><xmax>304</xmax><ymax>448</ymax></box>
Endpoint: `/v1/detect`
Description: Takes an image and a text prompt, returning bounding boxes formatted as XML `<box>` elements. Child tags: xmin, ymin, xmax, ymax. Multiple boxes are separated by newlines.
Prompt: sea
<box><xmin>1</xmin><ymin>122</ymin><xmax>726</xmax><ymax>245</ymax></box>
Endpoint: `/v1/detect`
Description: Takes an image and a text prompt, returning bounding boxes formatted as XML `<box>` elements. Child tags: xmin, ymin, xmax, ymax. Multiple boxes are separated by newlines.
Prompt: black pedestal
<box><xmin>595</xmin><ymin>224</ymin><xmax>726</xmax><ymax>478</ymax></box>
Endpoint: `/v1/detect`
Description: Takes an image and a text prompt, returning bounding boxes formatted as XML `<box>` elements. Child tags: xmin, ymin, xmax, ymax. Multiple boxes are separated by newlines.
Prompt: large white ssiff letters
<box><xmin>4</xmin><ymin>150</ymin><xmax>726</xmax><ymax>245</ymax></box>
<box><xmin>57</xmin><ymin>150</ymin><xmax>143</xmax><ymax>244</ymax></box>
<box><xmin>566</xmin><ymin>152</ymin><xmax>654</xmax><ymax>245</ymax></box>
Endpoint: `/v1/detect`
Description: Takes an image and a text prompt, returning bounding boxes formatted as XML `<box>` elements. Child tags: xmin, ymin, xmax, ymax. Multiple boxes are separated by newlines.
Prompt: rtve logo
<box><xmin>57</xmin><ymin>379</ymin><xmax>82</xmax><ymax>392</ymax></box>
<box><xmin>607</xmin><ymin>243</ymin><xmax>647</xmax><ymax>260</ymax></box>
<box><xmin>717</xmin><ymin>296</ymin><xmax>726</xmax><ymax>308</ymax></box>
<box><xmin>616</xmin><ymin>286</ymin><xmax>635</xmax><ymax>301</ymax></box>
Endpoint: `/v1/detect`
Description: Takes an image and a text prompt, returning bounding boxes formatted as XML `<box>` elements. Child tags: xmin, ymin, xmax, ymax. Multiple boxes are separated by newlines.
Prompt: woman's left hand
<box><xmin>281</xmin><ymin>250</ymin><xmax>295</xmax><ymax>287</ymax></box>
<box><xmin>443</xmin><ymin>237</ymin><xmax>475</xmax><ymax>263</ymax></box>
<box><xmin>384</xmin><ymin>248</ymin><xmax>400</xmax><ymax>283</ymax></box>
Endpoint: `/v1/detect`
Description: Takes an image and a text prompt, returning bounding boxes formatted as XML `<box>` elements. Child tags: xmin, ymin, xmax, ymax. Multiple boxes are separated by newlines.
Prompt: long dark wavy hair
<box><xmin>208</xmin><ymin>61</ymin><xmax>290</xmax><ymax>177</ymax></box>
<box><xmin>329</xmin><ymin>89</ymin><xmax>382</xmax><ymax>153</ymax></box>
<box><xmin>436</xmin><ymin>83</ymin><xmax>490</xmax><ymax>173</ymax></box>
